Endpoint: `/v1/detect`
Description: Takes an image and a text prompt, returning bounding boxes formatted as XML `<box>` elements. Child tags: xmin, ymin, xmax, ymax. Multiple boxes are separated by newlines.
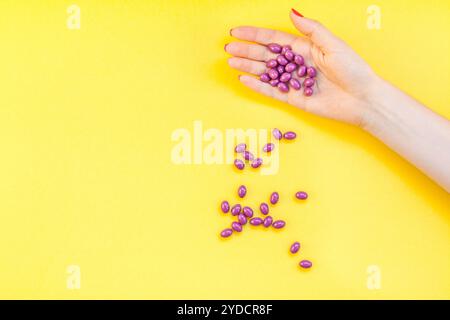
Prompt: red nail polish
<box><xmin>291</xmin><ymin>8</ymin><xmax>304</xmax><ymax>17</ymax></box>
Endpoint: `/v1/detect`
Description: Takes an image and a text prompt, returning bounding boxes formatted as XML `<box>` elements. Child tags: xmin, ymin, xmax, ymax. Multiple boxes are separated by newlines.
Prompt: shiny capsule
<box><xmin>289</xmin><ymin>78</ymin><xmax>301</xmax><ymax>90</ymax></box>
<box><xmin>250</xmin><ymin>217</ymin><xmax>263</xmax><ymax>226</ymax></box>
<box><xmin>221</xmin><ymin>201</ymin><xmax>230</xmax><ymax>213</ymax></box>
<box><xmin>303</xmin><ymin>77</ymin><xmax>315</xmax><ymax>88</ymax></box>
<box><xmin>238</xmin><ymin>185</ymin><xmax>247</xmax><ymax>198</ymax></box>
<box><xmin>231</xmin><ymin>222</ymin><xmax>243</xmax><ymax>232</ymax></box>
<box><xmin>272</xmin><ymin>220</ymin><xmax>286</xmax><ymax>229</ymax></box>
<box><xmin>290</xmin><ymin>242</ymin><xmax>300</xmax><ymax>254</ymax></box>
<box><xmin>268</xmin><ymin>68</ymin><xmax>279</xmax><ymax>80</ymax></box>
<box><xmin>276</xmin><ymin>65</ymin><xmax>285</xmax><ymax>75</ymax></box>
<box><xmin>263</xmin><ymin>143</ymin><xmax>275</xmax><ymax>153</ymax></box>
<box><xmin>272</xmin><ymin>128</ymin><xmax>283</xmax><ymax>140</ymax></box>
<box><xmin>281</xmin><ymin>45</ymin><xmax>292</xmax><ymax>55</ymax></box>
<box><xmin>270</xmin><ymin>192</ymin><xmax>279</xmax><ymax>204</ymax></box>
<box><xmin>269</xmin><ymin>79</ymin><xmax>279</xmax><ymax>87</ymax></box>
<box><xmin>295</xmin><ymin>191</ymin><xmax>308</xmax><ymax>200</ymax></box>
<box><xmin>267</xmin><ymin>43</ymin><xmax>282</xmax><ymax>54</ymax></box>
<box><xmin>284</xmin><ymin>50</ymin><xmax>295</xmax><ymax>61</ymax></box>
<box><xmin>297</xmin><ymin>65</ymin><xmax>307</xmax><ymax>77</ymax></box>
<box><xmin>251</xmin><ymin>157</ymin><xmax>263</xmax><ymax>168</ymax></box>
<box><xmin>283</xmin><ymin>131</ymin><xmax>296</xmax><ymax>140</ymax></box>
<box><xmin>220</xmin><ymin>228</ymin><xmax>233</xmax><ymax>238</ymax></box>
<box><xmin>263</xmin><ymin>215</ymin><xmax>273</xmax><ymax>227</ymax></box>
<box><xmin>238</xmin><ymin>213</ymin><xmax>247</xmax><ymax>225</ymax></box>
<box><xmin>234</xmin><ymin>159</ymin><xmax>245</xmax><ymax>170</ymax></box>
<box><xmin>277</xmin><ymin>82</ymin><xmax>289</xmax><ymax>93</ymax></box>
<box><xmin>294</xmin><ymin>54</ymin><xmax>304</xmax><ymax>66</ymax></box>
<box><xmin>231</xmin><ymin>204</ymin><xmax>241</xmax><ymax>215</ymax></box>
<box><xmin>307</xmin><ymin>66</ymin><xmax>317</xmax><ymax>77</ymax></box>
<box><xmin>234</xmin><ymin>143</ymin><xmax>246</xmax><ymax>153</ymax></box>
<box><xmin>260</xmin><ymin>73</ymin><xmax>270</xmax><ymax>83</ymax></box>
<box><xmin>276</xmin><ymin>55</ymin><xmax>288</xmax><ymax>66</ymax></box>
<box><xmin>260</xmin><ymin>202</ymin><xmax>269</xmax><ymax>215</ymax></box>
<box><xmin>279</xmin><ymin>72</ymin><xmax>292</xmax><ymax>83</ymax></box>
<box><xmin>285</xmin><ymin>62</ymin><xmax>297</xmax><ymax>73</ymax></box>
<box><xmin>266</xmin><ymin>59</ymin><xmax>278</xmax><ymax>68</ymax></box>
<box><xmin>303</xmin><ymin>87</ymin><xmax>313</xmax><ymax>96</ymax></box>
<box><xmin>243</xmin><ymin>151</ymin><xmax>254</xmax><ymax>161</ymax></box>
<box><xmin>299</xmin><ymin>260</ymin><xmax>313</xmax><ymax>269</ymax></box>
<box><xmin>243</xmin><ymin>206</ymin><xmax>254</xmax><ymax>218</ymax></box>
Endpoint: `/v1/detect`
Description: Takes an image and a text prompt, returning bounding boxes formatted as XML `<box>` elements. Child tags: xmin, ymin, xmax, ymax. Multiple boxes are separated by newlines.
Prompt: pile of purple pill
<box><xmin>259</xmin><ymin>43</ymin><xmax>317</xmax><ymax>96</ymax></box>
<box><xmin>221</xmin><ymin>129</ymin><xmax>313</xmax><ymax>270</ymax></box>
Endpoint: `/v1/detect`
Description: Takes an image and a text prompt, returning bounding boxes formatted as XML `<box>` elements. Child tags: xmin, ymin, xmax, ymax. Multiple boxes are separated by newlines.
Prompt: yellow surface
<box><xmin>0</xmin><ymin>0</ymin><xmax>449</xmax><ymax>299</ymax></box>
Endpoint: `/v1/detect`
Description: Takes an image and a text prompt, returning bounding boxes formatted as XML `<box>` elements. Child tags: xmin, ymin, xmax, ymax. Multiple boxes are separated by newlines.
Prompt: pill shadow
<box><xmin>211</xmin><ymin>56</ymin><xmax>450</xmax><ymax>225</ymax></box>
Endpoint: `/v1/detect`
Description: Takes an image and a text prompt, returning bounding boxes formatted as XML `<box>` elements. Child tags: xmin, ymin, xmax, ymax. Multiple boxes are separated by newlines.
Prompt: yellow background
<box><xmin>0</xmin><ymin>0</ymin><xmax>449</xmax><ymax>299</ymax></box>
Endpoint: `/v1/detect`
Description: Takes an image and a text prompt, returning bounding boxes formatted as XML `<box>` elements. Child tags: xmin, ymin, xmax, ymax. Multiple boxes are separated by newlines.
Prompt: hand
<box><xmin>226</xmin><ymin>10</ymin><xmax>379</xmax><ymax>128</ymax></box>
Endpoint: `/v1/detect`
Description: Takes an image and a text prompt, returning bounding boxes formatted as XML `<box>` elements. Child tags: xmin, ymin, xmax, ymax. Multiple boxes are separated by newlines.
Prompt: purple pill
<box><xmin>272</xmin><ymin>220</ymin><xmax>286</xmax><ymax>229</ymax></box>
<box><xmin>231</xmin><ymin>222</ymin><xmax>243</xmax><ymax>232</ymax></box>
<box><xmin>249</xmin><ymin>217</ymin><xmax>263</xmax><ymax>226</ymax></box>
<box><xmin>269</xmin><ymin>79</ymin><xmax>279</xmax><ymax>87</ymax></box>
<box><xmin>243</xmin><ymin>151</ymin><xmax>254</xmax><ymax>161</ymax></box>
<box><xmin>238</xmin><ymin>213</ymin><xmax>247</xmax><ymax>225</ymax></box>
<box><xmin>279</xmin><ymin>72</ymin><xmax>292</xmax><ymax>83</ymax></box>
<box><xmin>297</xmin><ymin>65</ymin><xmax>307</xmax><ymax>77</ymax></box>
<box><xmin>281</xmin><ymin>45</ymin><xmax>292</xmax><ymax>55</ymax></box>
<box><xmin>272</xmin><ymin>128</ymin><xmax>283</xmax><ymax>140</ymax></box>
<box><xmin>263</xmin><ymin>143</ymin><xmax>275</xmax><ymax>153</ymax></box>
<box><xmin>243</xmin><ymin>206</ymin><xmax>254</xmax><ymax>218</ymax></box>
<box><xmin>290</xmin><ymin>242</ymin><xmax>301</xmax><ymax>254</ymax></box>
<box><xmin>303</xmin><ymin>77</ymin><xmax>315</xmax><ymax>88</ymax></box>
<box><xmin>307</xmin><ymin>66</ymin><xmax>317</xmax><ymax>78</ymax></box>
<box><xmin>260</xmin><ymin>73</ymin><xmax>270</xmax><ymax>83</ymax></box>
<box><xmin>303</xmin><ymin>87</ymin><xmax>313</xmax><ymax>96</ymax></box>
<box><xmin>267</xmin><ymin>43</ymin><xmax>282</xmax><ymax>54</ymax></box>
<box><xmin>277</xmin><ymin>82</ymin><xmax>289</xmax><ymax>93</ymax></box>
<box><xmin>234</xmin><ymin>143</ymin><xmax>246</xmax><ymax>153</ymax></box>
<box><xmin>294</xmin><ymin>54</ymin><xmax>304</xmax><ymax>66</ymax></box>
<box><xmin>285</xmin><ymin>62</ymin><xmax>297</xmax><ymax>73</ymax></box>
<box><xmin>299</xmin><ymin>260</ymin><xmax>313</xmax><ymax>269</ymax></box>
<box><xmin>266</xmin><ymin>59</ymin><xmax>278</xmax><ymax>68</ymax></box>
<box><xmin>221</xmin><ymin>201</ymin><xmax>230</xmax><ymax>213</ymax></box>
<box><xmin>284</xmin><ymin>50</ymin><xmax>295</xmax><ymax>62</ymax></box>
<box><xmin>270</xmin><ymin>192</ymin><xmax>279</xmax><ymax>205</ymax></box>
<box><xmin>220</xmin><ymin>228</ymin><xmax>233</xmax><ymax>238</ymax></box>
<box><xmin>276</xmin><ymin>55</ymin><xmax>288</xmax><ymax>66</ymax></box>
<box><xmin>283</xmin><ymin>131</ymin><xmax>297</xmax><ymax>140</ymax></box>
<box><xmin>295</xmin><ymin>191</ymin><xmax>308</xmax><ymax>200</ymax></box>
<box><xmin>289</xmin><ymin>78</ymin><xmax>301</xmax><ymax>90</ymax></box>
<box><xmin>238</xmin><ymin>185</ymin><xmax>247</xmax><ymax>198</ymax></box>
<box><xmin>234</xmin><ymin>159</ymin><xmax>245</xmax><ymax>170</ymax></box>
<box><xmin>260</xmin><ymin>202</ymin><xmax>269</xmax><ymax>215</ymax></box>
<box><xmin>251</xmin><ymin>157</ymin><xmax>263</xmax><ymax>168</ymax></box>
<box><xmin>263</xmin><ymin>216</ymin><xmax>273</xmax><ymax>228</ymax></box>
<box><xmin>231</xmin><ymin>204</ymin><xmax>241</xmax><ymax>216</ymax></box>
<box><xmin>276</xmin><ymin>65</ymin><xmax>285</xmax><ymax>74</ymax></box>
<box><xmin>268</xmin><ymin>68</ymin><xmax>279</xmax><ymax>80</ymax></box>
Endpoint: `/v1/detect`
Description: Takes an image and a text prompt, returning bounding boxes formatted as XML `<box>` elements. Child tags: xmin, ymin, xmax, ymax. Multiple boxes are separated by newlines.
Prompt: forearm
<box><xmin>363</xmin><ymin>77</ymin><xmax>450</xmax><ymax>193</ymax></box>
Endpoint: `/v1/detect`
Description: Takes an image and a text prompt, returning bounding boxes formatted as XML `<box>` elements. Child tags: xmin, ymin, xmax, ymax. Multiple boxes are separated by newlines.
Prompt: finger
<box><xmin>228</xmin><ymin>57</ymin><xmax>266</xmax><ymax>75</ymax></box>
<box><xmin>238</xmin><ymin>75</ymin><xmax>288</xmax><ymax>103</ymax></box>
<box><xmin>225</xmin><ymin>42</ymin><xmax>275</xmax><ymax>62</ymax></box>
<box><xmin>289</xmin><ymin>10</ymin><xmax>346</xmax><ymax>53</ymax></box>
<box><xmin>230</xmin><ymin>26</ymin><xmax>297</xmax><ymax>46</ymax></box>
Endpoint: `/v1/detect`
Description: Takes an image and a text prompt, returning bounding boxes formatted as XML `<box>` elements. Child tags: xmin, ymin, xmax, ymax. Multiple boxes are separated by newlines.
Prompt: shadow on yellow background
<box><xmin>0</xmin><ymin>0</ymin><xmax>448</xmax><ymax>299</ymax></box>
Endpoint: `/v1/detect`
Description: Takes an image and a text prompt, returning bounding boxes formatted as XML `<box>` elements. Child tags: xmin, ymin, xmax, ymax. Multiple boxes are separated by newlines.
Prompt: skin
<box><xmin>225</xmin><ymin>11</ymin><xmax>450</xmax><ymax>193</ymax></box>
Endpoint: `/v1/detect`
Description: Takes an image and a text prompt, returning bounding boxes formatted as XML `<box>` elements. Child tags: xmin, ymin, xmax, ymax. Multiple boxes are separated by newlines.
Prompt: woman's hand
<box><xmin>226</xmin><ymin>10</ymin><xmax>379</xmax><ymax>128</ymax></box>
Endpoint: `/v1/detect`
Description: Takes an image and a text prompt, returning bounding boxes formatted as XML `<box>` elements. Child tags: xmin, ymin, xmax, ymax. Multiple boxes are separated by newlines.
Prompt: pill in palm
<box><xmin>297</xmin><ymin>65</ymin><xmax>307</xmax><ymax>77</ymax></box>
<box><xmin>267</xmin><ymin>43</ymin><xmax>282</xmax><ymax>53</ymax></box>
<box><xmin>276</xmin><ymin>65</ymin><xmax>285</xmax><ymax>74</ymax></box>
<box><xmin>238</xmin><ymin>185</ymin><xmax>247</xmax><ymax>198</ymax></box>
<box><xmin>279</xmin><ymin>72</ymin><xmax>292</xmax><ymax>83</ymax></box>
<box><xmin>307</xmin><ymin>66</ymin><xmax>317</xmax><ymax>78</ymax></box>
<box><xmin>268</xmin><ymin>68</ymin><xmax>279</xmax><ymax>80</ymax></box>
<box><xmin>290</xmin><ymin>242</ymin><xmax>301</xmax><ymax>254</ymax></box>
<box><xmin>276</xmin><ymin>55</ymin><xmax>289</xmax><ymax>66</ymax></box>
<box><xmin>285</xmin><ymin>62</ymin><xmax>297</xmax><ymax>73</ymax></box>
<box><xmin>270</xmin><ymin>192</ymin><xmax>279</xmax><ymax>204</ymax></box>
<box><xmin>260</xmin><ymin>73</ymin><xmax>270</xmax><ymax>83</ymax></box>
<box><xmin>294</xmin><ymin>54</ymin><xmax>304</xmax><ymax>66</ymax></box>
<box><xmin>289</xmin><ymin>78</ymin><xmax>301</xmax><ymax>90</ymax></box>
<box><xmin>277</xmin><ymin>82</ymin><xmax>289</xmax><ymax>93</ymax></box>
<box><xmin>269</xmin><ymin>79</ymin><xmax>280</xmax><ymax>87</ymax></box>
<box><xmin>281</xmin><ymin>45</ymin><xmax>292</xmax><ymax>55</ymax></box>
<box><xmin>221</xmin><ymin>201</ymin><xmax>230</xmax><ymax>213</ymax></box>
<box><xmin>284</xmin><ymin>50</ymin><xmax>295</xmax><ymax>61</ymax></box>
<box><xmin>304</xmin><ymin>87</ymin><xmax>313</xmax><ymax>97</ymax></box>
<box><xmin>266</xmin><ymin>59</ymin><xmax>278</xmax><ymax>68</ymax></box>
<box><xmin>303</xmin><ymin>77</ymin><xmax>315</xmax><ymax>87</ymax></box>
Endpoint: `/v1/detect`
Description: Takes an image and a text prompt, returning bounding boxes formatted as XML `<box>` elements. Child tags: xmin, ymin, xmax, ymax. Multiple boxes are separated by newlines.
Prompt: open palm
<box><xmin>226</xmin><ymin>11</ymin><xmax>378</xmax><ymax>127</ymax></box>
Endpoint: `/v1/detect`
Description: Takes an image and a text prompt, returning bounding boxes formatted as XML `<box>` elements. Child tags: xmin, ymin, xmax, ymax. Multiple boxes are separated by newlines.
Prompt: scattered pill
<box><xmin>299</xmin><ymin>260</ymin><xmax>312</xmax><ymax>269</ymax></box>
<box><xmin>270</xmin><ymin>192</ymin><xmax>279</xmax><ymax>205</ymax></box>
<box><xmin>251</xmin><ymin>157</ymin><xmax>263</xmax><ymax>168</ymax></box>
<box><xmin>238</xmin><ymin>185</ymin><xmax>247</xmax><ymax>198</ymax></box>
<box><xmin>283</xmin><ymin>131</ymin><xmax>296</xmax><ymax>140</ymax></box>
<box><xmin>272</xmin><ymin>220</ymin><xmax>286</xmax><ymax>229</ymax></box>
<box><xmin>234</xmin><ymin>159</ymin><xmax>245</xmax><ymax>170</ymax></box>
<box><xmin>250</xmin><ymin>217</ymin><xmax>264</xmax><ymax>226</ymax></box>
<box><xmin>263</xmin><ymin>143</ymin><xmax>275</xmax><ymax>153</ymax></box>
<box><xmin>272</xmin><ymin>128</ymin><xmax>283</xmax><ymax>140</ymax></box>
<box><xmin>295</xmin><ymin>191</ymin><xmax>308</xmax><ymax>200</ymax></box>
<box><xmin>267</xmin><ymin>43</ymin><xmax>282</xmax><ymax>54</ymax></box>
<box><xmin>238</xmin><ymin>213</ymin><xmax>247</xmax><ymax>225</ymax></box>
<box><xmin>234</xmin><ymin>143</ymin><xmax>246</xmax><ymax>153</ymax></box>
<box><xmin>260</xmin><ymin>202</ymin><xmax>269</xmax><ymax>215</ymax></box>
<box><xmin>243</xmin><ymin>206</ymin><xmax>254</xmax><ymax>218</ymax></box>
<box><xmin>243</xmin><ymin>151</ymin><xmax>254</xmax><ymax>161</ymax></box>
<box><xmin>231</xmin><ymin>204</ymin><xmax>241</xmax><ymax>216</ymax></box>
<box><xmin>290</xmin><ymin>242</ymin><xmax>300</xmax><ymax>254</ymax></box>
<box><xmin>221</xmin><ymin>201</ymin><xmax>230</xmax><ymax>213</ymax></box>
<box><xmin>232</xmin><ymin>222</ymin><xmax>243</xmax><ymax>232</ymax></box>
<box><xmin>220</xmin><ymin>228</ymin><xmax>233</xmax><ymax>238</ymax></box>
<box><xmin>289</xmin><ymin>78</ymin><xmax>301</xmax><ymax>90</ymax></box>
<box><xmin>263</xmin><ymin>216</ymin><xmax>273</xmax><ymax>227</ymax></box>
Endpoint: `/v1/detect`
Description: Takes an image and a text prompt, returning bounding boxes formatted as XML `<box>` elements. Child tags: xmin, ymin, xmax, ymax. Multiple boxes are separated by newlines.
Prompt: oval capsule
<box><xmin>269</xmin><ymin>79</ymin><xmax>279</xmax><ymax>87</ymax></box>
<box><xmin>281</xmin><ymin>45</ymin><xmax>292</xmax><ymax>55</ymax></box>
<box><xmin>276</xmin><ymin>55</ymin><xmax>288</xmax><ymax>66</ymax></box>
<box><xmin>238</xmin><ymin>213</ymin><xmax>247</xmax><ymax>225</ymax></box>
<box><xmin>270</xmin><ymin>192</ymin><xmax>279</xmax><ymax>205</ymax></box>
<box><xmin>251</xmin><ymin>157</ymin><xmax>263</xmax><ymax>168</ymax></box>
<box><xmin>294</xmin><ymin>54</ymin><xmax>304</xmax><ymax>66</ymax></box>
<box><xmin>283</xmin><ymin>131</ymin><xmax>297</xmax><ymax>140</ymax></box>
<box><xmin>307</xmin><ymin>66</ymin><xmax>317</xmax><ymax>77</ymax></box>
<box><xmin>279</xmin><ymin>72</ymin><xmax>292</xmax><ymax>83</ymax></box>
<box><xmin>290</xmin><ymin>242</ymin><xmax>300</xmax><ymax>254</ymax></box>
<box><xmin>267</xmin><ymin>43</ymin><xmax>282</xmax><ymax>53</ymax></box>
<box><xmin>299</xmin><ymin>260</ymin><xmax>313</xmax><ymax>269</ymax></box>
<box><xmin>231</xmin><ymin>222</ymin><xmax>243</xmax><ymax>232</ymax></box>
<box><xmin>295</xmin><ymin>191</ymin><xmax>308</xmax><ymax>200</ymax></box>
<box><xmin>289</xmin><ymin>78</ymin><xmax>301</xmax><ymax>90</ymax></box>
<box><xmin>285</xmin><ymin>62</ymin><xmax>297</xmax><ymax>73</ymax></box>
<box><xmin>272</xmin><ymin>220</ymin><xmax>286</xmax><ymax>229</ymax></box>
<box><xmin>238</xmin><ymin>185</ymin><xmax>247</xmax><ymax>198</ymax></box>
<box><xmin>277</xmin><ymin>82</ymin><xmax>289</xmax><ymax>93</ymax></box>
<box><xmin>263</xmin><ymin>216</ymin><xmax>273</xmax><ymax>228</ymax></box>
<box><xmin>220</xmin><ymin>228</ymin><xmax>233</xmax><ymax>238</ymax></box>
<box><xmin>250</xmin><ymin>217</ymin><xmax>263</xmax><ymax>226</ymax></box>
<box><xmin>260</xmin><ymin>73</ymin><xmax>270</xmax><ymax>83</ymax></box>
<box><xmin>303</xmin><ymin>77</ymin><xmax>315</xmax><ymax>88</ymax></box>
<box><xmin>243</xmin><ymin>151</ymin><xmax>254</xmax><ymax>161</ymax></box>
<box><xmin>234</xmin><ymin>143</ymin><xmax>246</xmax><ymax>153</ymax></box>
<box><xmin>284</xmin><ymin>50</ymin><xmax>295</xmax><ymax>61</ymax></box>
<box><xmin>260</xmin><ymin>202</ymin><xmax>269</xmax><ymax>215</ymax></box>
<box><xmin>221</xmin><ymin>201</ymin><xmax>230</xmax><ymax>213</ymax></box>
<box><xmin>234</xmin><ymin>159</ymin><xmax>245</xmax><ymax>170</ymax></box>
<box><xmin>303</xmin><ymin>87</ymin><xmax>313</xmax><ymax>96</ymax></box>
<box><xmin>297</xmin><ymin>65</ymin><xmax>307</xmax><ymax>77</ymax></box>
<box><xmin>263</xmin><ymin>143</ymin><xmax>275</xmax><ymax>153</ymax></box>
<box><xmin>272</xmin><ymin>128</ymin><xmax>283</xmax><ymax>140</ymax></box>
<box><xmin>243</xmin><ymin>206</ymin><xmax>254</xmax><ymax>218</ymax></box>
<box><xmin>231</xmin><ymin>204</ymin><xmax>241</xmax><ymax>216</ymax></box>
<box><xmin>266</xmin><ymin>59</ymin><xmax>278</xmax><ymax>68</ymax></box>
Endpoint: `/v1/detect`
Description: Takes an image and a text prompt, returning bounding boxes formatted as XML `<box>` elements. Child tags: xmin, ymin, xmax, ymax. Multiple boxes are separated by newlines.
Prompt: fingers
<box><xmin>228</xmin><ymin>57</ymin><xmax>266</xmax><ymax>75</ymax></box>
<box><xmin>289</xmin><ymin>11</ymin><xmax>345</xmax><ymax>53</ymax></box>
<box><xmin>230</xmin><ymin>26</ymin><xmax>297</xmax><ymax>46</ymax></box>
<box><xmin>239</xmin><ymin>75</ymin><xmax>288</xmax><ymax>103</ymax></box>
<box><xmin>225</xmin><ymin>42</ymin><xmax>275</xmax><ymax>62</ymax></box>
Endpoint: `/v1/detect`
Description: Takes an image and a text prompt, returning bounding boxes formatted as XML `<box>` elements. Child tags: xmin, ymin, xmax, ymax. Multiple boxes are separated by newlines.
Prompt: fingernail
<box><xmin>224</xmin><ymin>43</ymin><xmax>228</xmax><ymax>51</ymax></box>
<box><xmin>291</xmin><ymin>8</ymin><xmax>304</xmax><ymax>17</ymax></box>
<box><xmin>229</xmin><ymin>28</ymin><xmax>234</xmax><ymax>36</ymax></box>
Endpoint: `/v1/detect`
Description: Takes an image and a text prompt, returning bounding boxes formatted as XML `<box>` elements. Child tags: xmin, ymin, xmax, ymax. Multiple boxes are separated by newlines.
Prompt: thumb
<box><xmin>290</xmin><ymin>9</ymin><xmax>345</xmax><ymax>53</ymax></box>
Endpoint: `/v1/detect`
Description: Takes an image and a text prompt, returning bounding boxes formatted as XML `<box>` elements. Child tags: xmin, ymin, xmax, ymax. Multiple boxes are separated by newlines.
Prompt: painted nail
<box><xmin>291</xmin><ymin>8</ymin><xmax>304</xmax><ymax>17</ymax></box>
